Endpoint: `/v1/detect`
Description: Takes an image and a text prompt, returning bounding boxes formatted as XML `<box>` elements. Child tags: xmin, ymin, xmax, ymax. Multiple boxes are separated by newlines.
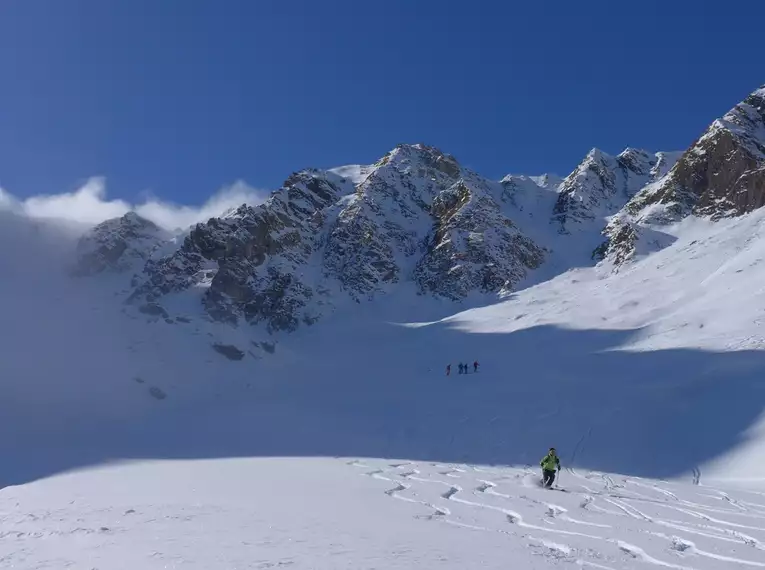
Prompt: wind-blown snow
<box><xmin>3</xmin><ymin>193</ymin><xmax>765</xmax><ymax>568</ymax></box>
<box><xmin>0</xmin><ymin>178</ymin><xmax>267</xmax><ymax>230</ymax></box>
<box><xmin>327</xmin><ymin>163</ymin><xmax>375</xmax><ymax>185</ymax></box>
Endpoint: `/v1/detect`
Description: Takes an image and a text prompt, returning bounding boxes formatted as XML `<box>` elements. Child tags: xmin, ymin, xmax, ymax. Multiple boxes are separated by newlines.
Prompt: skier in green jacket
<box><xmin>540</xmin><ymin>447</ymin><xmax>561</xmax><ymax>488</ymax></box>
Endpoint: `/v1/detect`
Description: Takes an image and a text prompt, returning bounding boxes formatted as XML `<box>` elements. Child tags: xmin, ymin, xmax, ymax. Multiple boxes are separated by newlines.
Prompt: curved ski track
<box><xmin>348</xmin><ymin>459</ymin><xmax>765</xmax><ymax>569</ymax></box>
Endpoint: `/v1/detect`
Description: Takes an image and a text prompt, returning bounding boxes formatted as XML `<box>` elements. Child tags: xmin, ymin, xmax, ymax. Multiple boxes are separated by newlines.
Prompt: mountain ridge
<box><xmin>73</xmin><ymin>85</ymin><xmax>765</xmax><ymax>334</ymax></box>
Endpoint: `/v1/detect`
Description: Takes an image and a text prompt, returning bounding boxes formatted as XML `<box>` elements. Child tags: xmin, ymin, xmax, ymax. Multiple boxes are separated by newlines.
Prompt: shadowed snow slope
<box><xmin>3</xmin><ymin>205</ymin><xmax>765</xmax><ymax>485</ymax></box>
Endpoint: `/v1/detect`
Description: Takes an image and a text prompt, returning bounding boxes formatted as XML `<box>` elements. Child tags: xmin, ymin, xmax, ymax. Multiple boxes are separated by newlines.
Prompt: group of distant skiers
<box><xmin>445</xmin><ymin>361</ymin><xmax>479</xmax><ymax>376</ymax></box>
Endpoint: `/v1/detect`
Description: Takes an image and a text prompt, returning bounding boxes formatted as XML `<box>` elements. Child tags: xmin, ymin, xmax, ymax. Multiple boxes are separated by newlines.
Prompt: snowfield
<box><xmin>3</xmin><ymin>458</ymin><xmax>765</xmax><ymax>569</ymax></box>
<box><xmin>3</xmin><ymin>194</ymin><xmax>765</xmax><ymax>568</ymax></box>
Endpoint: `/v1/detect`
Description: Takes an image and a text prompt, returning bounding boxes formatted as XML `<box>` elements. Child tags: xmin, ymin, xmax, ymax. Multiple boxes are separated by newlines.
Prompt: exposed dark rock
<box><xmin>73</xmin><ymin>212</ymin><xmax>168</xmax><ymax>276</ymax></box>
<box><xmin>598</xmin><ymin>86</ymin><xmax>765</xmax><ymax>269</ymax></box>
<box><xmin>415</xmin><ymin>181</ymin><xmax>545</xmax><ymax>298</ymax></box>
<box><xmin>730</xmin><ymin>166</ymin><xmax>765</xmax><ymax>214</ymax></box>
<box><xmin>148</xmin><ymin>386</ymin><xmax>167</xmax><ymax>400</ymax></box>
<box><xmin>595</xmin><ymin>221</ymin><xmax>639</xmax><ymax>266</ymax></box>
<box><xmin>624</xmin><ymin>86</ymin><xmax>765</xmax><ymax>223</ymax></box>
<box><xmin>138</xmin><ymin>302</ymin><xmax>169</xmax><ymax>318</ymax></box>
<box><xmin>212</xmin><ymin>343</ymin><xmax>245</xmax><ymax>361</ymax></box>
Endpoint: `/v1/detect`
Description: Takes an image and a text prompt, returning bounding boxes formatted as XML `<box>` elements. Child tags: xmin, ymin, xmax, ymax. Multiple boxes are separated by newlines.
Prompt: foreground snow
<box><xmin>3</xmin><ymin>457</ymin><xmax>765</xmax><ymax>569</ymax></box>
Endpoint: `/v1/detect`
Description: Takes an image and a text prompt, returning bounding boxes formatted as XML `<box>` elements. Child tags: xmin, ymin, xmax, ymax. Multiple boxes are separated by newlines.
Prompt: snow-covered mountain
<box><xmin>72</xmin><ymin>211</ymin><xmax>170</xmax><ymax>276</ymax></box>
<box><xmin>5</xmin><ymin>85</ymin><xmax>765</xmax><ymax>570</ymax></box>
<box><xmin>552</xmin><ymin>148</ymin><xmax>681</xmax><ymax>234</ymax></box>
<box><xmin>79</xmin><ymin>144</ymin><xmax>547</xmax><ymax>332</ymax></box>
<box><xmin>599</xmin><ymin>86</ymin><xmax>765</xmax><ymax>266</ymax></box>
<box><xmin>69</xmin><ymin>86</ymin><xmax>765</xmax><ymax>334</ymax></box>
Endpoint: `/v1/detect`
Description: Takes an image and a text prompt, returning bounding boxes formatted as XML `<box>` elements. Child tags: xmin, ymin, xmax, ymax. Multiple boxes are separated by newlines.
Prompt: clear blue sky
<box><xmin>0</xmin><ymin>0</ymin><xmax>762</xmax><ymax>204</ymax></box>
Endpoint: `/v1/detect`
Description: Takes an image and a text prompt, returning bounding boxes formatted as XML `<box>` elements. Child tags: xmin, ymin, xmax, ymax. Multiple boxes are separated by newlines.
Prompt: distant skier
<box><xmin>540</xmin><ymin>447</ymin><xmax>561</xmax><ymax>488</ymax></box>
<box><xmin>446</xmin><ymin>364</ymin><xmax>451</xmax><ymax>376</ymax></box>
<box><xmin>457</xmin><ymin>363</ymin><xmax>462</xmax><ymax>374</ymax></box>
<box><xmin>473</xmin><ymin>361</ymin><xmax>479</xmax><ymax>373</ymax></box>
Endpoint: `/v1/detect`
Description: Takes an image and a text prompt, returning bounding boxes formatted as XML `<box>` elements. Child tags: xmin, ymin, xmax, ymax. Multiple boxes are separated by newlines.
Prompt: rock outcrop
<box><xmin>73</xmin><ymin>212</ymin><xmax>169</xmax><ymax>276</ymax></box>
<box><xmin>553</xmin><ymin>148</ymin><xmax>678</xmax><ymax>233</ymax></box>
<box><xmin>415</xmin><ymin>179</ymin><xmax>544</xmax><ymax>298</ymax></box>
<box><xmin>131</xmin><ymin>170</ymin><xmax>350</xmax><ymax>331</ymax></box>
<box><xmin>599</xmin><ymin>86</ymin><xmax>765</xmax><ymax>265</ymax></box>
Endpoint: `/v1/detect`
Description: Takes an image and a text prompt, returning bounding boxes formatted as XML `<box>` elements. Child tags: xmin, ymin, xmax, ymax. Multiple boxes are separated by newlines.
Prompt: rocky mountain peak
<box><xmin>72</xmin><ymin>212</ymin><xmax>169</xmax><ymax>276</ymax></box>
<box><xmin>595</xmin><ymin>86</ymin><xmax>765</xmax><ymax>268</ymax></box>
<box><xmin>616</xmin><ymin>148</ymin><xmax>655</xmax><ymax>175</ymax></box>
<box><xmin>118</xmin><ymin>144</ymin><xmax>546</xmax><ymax>333</ymax></box>
<box><xmin>614</xmin><ymin>85</ymin><xmax>765</xmax><ymax>229</ymax></box>
<box><xmin>723</xmin><ymin>86</ymin><xmax>765</xmax><ymax>144</ymax></box>
<box><xmin>382</xmin><ymin>143</ymin><xmax>462</xmax><ymax>179</ymax></box>
<box><xmin>551</xmin><ymin>147</ymin><xmax>673</xmax><ymax>233</ymax></box>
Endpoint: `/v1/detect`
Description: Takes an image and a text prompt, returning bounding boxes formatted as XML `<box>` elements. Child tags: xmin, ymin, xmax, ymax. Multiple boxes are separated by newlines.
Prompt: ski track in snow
<box><xmin>350</xmin><ymin>459</ymin><xmax>765</xmax><ymax>569</ymax></box>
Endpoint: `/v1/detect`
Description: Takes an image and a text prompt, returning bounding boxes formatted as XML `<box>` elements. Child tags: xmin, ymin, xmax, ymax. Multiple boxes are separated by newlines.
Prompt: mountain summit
<box><xmin>598</xmin><ymin>85</ymin><xmax>765</xmax><ymax>266</ymax></box>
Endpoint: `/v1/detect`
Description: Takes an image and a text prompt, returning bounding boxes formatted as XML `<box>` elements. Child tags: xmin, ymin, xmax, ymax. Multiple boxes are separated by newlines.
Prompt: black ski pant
<box><xmin>542</xmin><ymin>469</ymin><xmax>556</xmax><ymax>487</ymax></box>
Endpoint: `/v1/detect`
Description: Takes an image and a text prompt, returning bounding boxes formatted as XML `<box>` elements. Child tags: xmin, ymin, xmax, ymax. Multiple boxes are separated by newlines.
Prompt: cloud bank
<box><xmin>0</xmin><ymin>178</ymin><xmax>269</xmax><ymax>231</ymax></box>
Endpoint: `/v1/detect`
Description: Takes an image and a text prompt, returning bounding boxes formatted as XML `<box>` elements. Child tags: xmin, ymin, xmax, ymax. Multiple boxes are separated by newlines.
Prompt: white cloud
<box><xmin>133</xmin><ymin>180</ymin><xmax>266</xmax><ymax>231</ymax></box>
<box><xmin>0</xmin><ymin>178</ymin><xmax>269</xmax><ymax>231</ymax></box>
<box><xmin>21</xmin><ymin>178</ymin><xmax>131</xmax><ymax>225</ymax></box>
<box><xmin>0</xmin><ymin>186</ymin><xmax>21</xmax><ymax>212</ymax></box>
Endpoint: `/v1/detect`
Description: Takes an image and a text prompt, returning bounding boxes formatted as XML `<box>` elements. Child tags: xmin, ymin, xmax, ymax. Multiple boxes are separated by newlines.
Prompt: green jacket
<box><xmin>540</xmin><ymin>453</ymin><xmax>560</xmax><ymax>471</ymax></box>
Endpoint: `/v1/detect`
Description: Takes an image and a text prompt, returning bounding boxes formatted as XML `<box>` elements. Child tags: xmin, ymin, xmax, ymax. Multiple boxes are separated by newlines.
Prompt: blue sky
<box><xmin>0</xmin><ymin>0</ymin><xmax>763</xmax><ymax>209</ymax></box>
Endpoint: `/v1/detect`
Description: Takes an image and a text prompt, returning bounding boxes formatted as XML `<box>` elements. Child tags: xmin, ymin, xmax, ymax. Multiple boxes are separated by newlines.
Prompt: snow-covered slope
<box><xmin>6</xmin><ymin>457</ymin><xmax>765</xmax><ymax>570</ymax></box>
<box><xmin>498</xmin><ymin>173</ymin><xmax>561</xmax><ymax>223</ymax></box>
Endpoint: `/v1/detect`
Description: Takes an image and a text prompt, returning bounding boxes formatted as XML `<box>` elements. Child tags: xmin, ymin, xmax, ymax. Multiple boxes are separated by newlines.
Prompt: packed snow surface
<box><xmin>3</xmin><ymin>204</ymin><xmax>765</xmax><ymax>568</ymax></box>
